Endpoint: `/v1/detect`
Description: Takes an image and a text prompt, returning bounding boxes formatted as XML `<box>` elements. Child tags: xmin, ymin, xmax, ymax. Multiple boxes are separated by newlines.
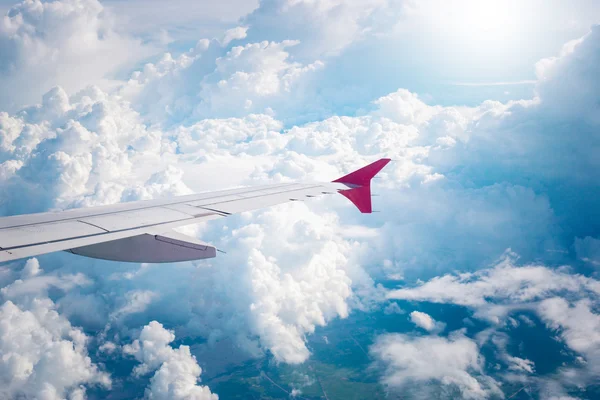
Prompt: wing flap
<box><xmin>0</xmin><ymin>213</ymin><xmax>224</xmax><ymax>263</ymax></box>
<box><xmin>69</xmin><ymin>230</ymin><xmax>217</xmax><ymax>263</ymax></box>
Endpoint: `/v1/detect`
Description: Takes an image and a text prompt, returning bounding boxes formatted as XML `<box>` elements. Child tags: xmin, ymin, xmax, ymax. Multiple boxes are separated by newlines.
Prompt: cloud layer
<box><xmin>0</xmin><ymin>0</ymin><xmax>599</xmax><ymax>398</ymax></box>
<box><xmin>0</xmin><ymin>0</ymin><xmax>152</xmax><ymax>111</ymax></box>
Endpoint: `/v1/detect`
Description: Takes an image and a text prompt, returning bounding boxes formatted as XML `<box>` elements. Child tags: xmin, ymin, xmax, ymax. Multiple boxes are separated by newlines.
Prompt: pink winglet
<box><xmin>333</xmin><ymin>158</ymin><xmax>391</xmax><ymax>213</ymax></box>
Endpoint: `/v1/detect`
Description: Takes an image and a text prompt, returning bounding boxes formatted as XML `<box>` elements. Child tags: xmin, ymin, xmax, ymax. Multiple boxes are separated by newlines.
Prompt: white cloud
<box><xmin>388</xmin><ymin>254</ymin><xmax>600</xmax><ymax>390</ymax></box>
<box><xmin>123</xmin><ymin>321</ymin><xmax>218</xmax><ymax>400</ymax></box>
<box><xmin>220</xmin><ymin>26</ymin><xmax>248</xmax><ymax>46</ymax></box>
<box><xmin>0</xmin><ymin>297</ymin><xmax>110</xmax><ymax>399</ymax></box>
<box><xmin>101</xmin><ymin>0</ymin><xmax>258</xmax><ymax>42</ymax></box>
<box><xmin>535</xmin><ymin>25</ymin><xmax>600</xmax><ymax>125</ymax></box>
<box><xmin>408</xmin><ymin>311</ymin><xmax>431</xmax><ymax>329</ymax></box>
<box><xmin>371</xmin><ymin>331</ymin><xmax>502</xmax><ymax>399</ymax></box>
<box><xmin>173</xmin><ymin>203</ymin><xmax>360</xmax><ymax>364</ymax></box>
<box><xmin>1</xmin><ymin>258</ymin><xmax>91</xmax><ymax>300</ymax></box>
<box><xmin>538</xmin><ymin>298</ymin><xmax>600</xmax><ymax>373</ymax></box>
<box><xmin>20</xmin><ymin>257</ymin><xmax>41</xmax><ymax>279</ymax></box>
<box><xmin>242</xmin><ymin>0</ymin><xmax>403</xmax><ymax>58</ymax></box>
<box><xmin>123</xmin><ymin>37</ymin><xmax>326</xmax><ymax>125</ymax></box>
<box><xmin>191</xmin><ymin>40</ymin><xmax>324</xmax><ymax>122</ymax></box>
<box><xmin>109</xmin><ymin>290</ymin><xmax>159</xmax><ymax>321</ymax></box>
<box><xmin>0</xmin><ymin>0</ymin><xmax>153</xmax><ymax>111</ymax></box>
<box><xmin>0</xmin><ymin>12</ymin><xmax>599</xmax><ymax>400</ymax></box>
<box><xmin>372</xmin><ymin>89</ymin><xmax>440</xmax><ymax>125</ymax></box>
<box><xmin>389</xmin><ymin>252</ymin><xmax>600</xmax><ymax>319</ymax></box>
<box><xmin>0</xmin><ymin>82</ymin><xmax>376</xmax><ymax>366</ymax></box>
<box><xmin>0</xmin><ymin>85</ymin><xmax>174</xmax><ymax>215</ymax></box>
<box><xmin>409</xmin><ymin>311</ymin><xmax>444</xmax><ymax>333</ymax></box>
<box><xmin>506</xmin><ymin>356</ymin><xmax>535</xmax><ymax>374</ymax></box>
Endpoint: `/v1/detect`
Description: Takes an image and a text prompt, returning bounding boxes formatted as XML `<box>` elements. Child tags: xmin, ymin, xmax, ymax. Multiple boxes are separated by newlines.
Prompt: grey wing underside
<box><xmin>0</xmin><ymin>182</ymin><xmax>340</xmax><ymax>263</ymax></box>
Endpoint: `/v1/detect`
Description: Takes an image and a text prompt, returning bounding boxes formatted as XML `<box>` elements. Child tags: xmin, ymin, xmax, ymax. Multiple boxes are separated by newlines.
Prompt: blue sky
<box><xmin>0</xmin><ymin>1</ymin><xmax>600</xmax><ymax>399</ymax></box>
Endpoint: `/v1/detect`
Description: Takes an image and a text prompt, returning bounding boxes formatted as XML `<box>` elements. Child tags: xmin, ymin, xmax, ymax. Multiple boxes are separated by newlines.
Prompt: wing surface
<box><xmin>0</xmin><ymin>182</ymin><xmax>336</xmax><ymax>263</ymax></box>
<box><xmin>0</xmin><ymin>158</ymin><xmax>391</xmax><ymax>263</ymax></box>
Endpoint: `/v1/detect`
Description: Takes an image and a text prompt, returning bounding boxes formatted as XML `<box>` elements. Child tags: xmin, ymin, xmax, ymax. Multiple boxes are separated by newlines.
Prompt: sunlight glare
<box><xmin>460</xmin><ymin>0</ymin><xmax>521</xmax><ymax>40</ymax></box>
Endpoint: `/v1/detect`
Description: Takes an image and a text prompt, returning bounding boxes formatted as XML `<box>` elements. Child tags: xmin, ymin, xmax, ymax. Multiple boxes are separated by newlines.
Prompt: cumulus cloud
<box><xmin>2</xmin><ymin>20</ymin><xmax>598</xmax><ymax>372</ymax></box>
<box><xmin>1</xmin><ymin>258</ymin><xmax>91</xmax><ymax>300</ymax></box>
<box><xmin>388</xmin><ymin>254</ymin><xmax>600</xmax><ymax>391</ymax></box>
<box><xmin>0</xmin><ymin>259</ymin><xmax>109</xmax><ymax>399</ymax></box>
<box><xmin>125</xmin><ymin>38</ymin><xmax>325</xmax><ymax>125</ymax></box>
<box><xmin>371</xmin><ymin>331</ymin><xmax>502</xmax><ymax>399</ymax></box>
<box><xmin>0</xmin><ymin>80</ymin><xmax>373</xmax><ymax>367</ymax></box>
<box><xmin>123</xmin><ymin>321</ymin><xmax>217</xmax><ymax>400</ymax></box>
<box><xmin>409</xmin><ymin>311</ymin><xmax>444</xmax><ymax>333</ymax></box>
<box><xmin>0</xmin><ymin>85</ymin><xmax>173</xmax><ymax>215</ymax></box>
<box><xmin>220</xmin><ymin>26</ymin><xmax>248</xmax><ymax>46</ymax></box>
<box><xmin>0</xmin><ymin>0</ymin><xmax>152</xmax><ymax>111</ymax></box>
<box><xmin>242</xmin><ymin>0</ymin><xmax>404</xmax><ymax>58</ymax></box>
<box><xmin>109</xmin><ymin>290</ymin><xmax>159</xmax><ymax>322</ymax></box>
<box><xmin>538</xmin><ymin>298</ymin><xmax>600</xmax><ymax>373</ymax></box>
<box><xmin>0</xmin><ymin>8</ymin><xmax>599</xmax><ymax>400</ymax></box>
<box><xmin>427</xmin><ymin>26</ymin><xmax>600</xmax><ymax>247</ymax></box>
<box><xmin>389</xmin><ymin>253</ymin><xmax>600</xmax><ymax>314</ymax></box>
<box><xmin>171</xmin><ymin>203</ymin><xmax>360</xmax><ymax>364</ymax></box>
<box><xmin>535</xmin><ymin>25</ymin><xmax>600</xmax><ymax>125</ymax></box>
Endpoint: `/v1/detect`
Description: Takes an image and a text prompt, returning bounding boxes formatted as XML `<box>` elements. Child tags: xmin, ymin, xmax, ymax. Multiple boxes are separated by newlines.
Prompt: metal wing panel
<box><xmin>197</xmin><ymin>184</ymin><xmax>330</xmax><ymax>214</ymax></box>
<box><xmin>0</xmin><ymin>182</ymin><xmax>338</xmax><ymax>263</ymax></box>
<box><xmin>0</xmin><ymin>158</ymin><xmax>392</xmax><ymax>264</ymax></box>
<box><xmin>79</xmin><ymin>207</ymin><xmax>193</xmax><ymax>232</ymax></box>
<box><xmin>0</xmin><ymin>212</ymin><xmax>224</xmax><ymax>263</ymax></box>
<box><xmin>0</xmin><ymin>221</ymin><xmax>106</xmax><ymax>249</ymax></box>
<box><xmin>0</xmin><ymin>183</ymin><xmax>295</xmax><ymax>230</ymax></box>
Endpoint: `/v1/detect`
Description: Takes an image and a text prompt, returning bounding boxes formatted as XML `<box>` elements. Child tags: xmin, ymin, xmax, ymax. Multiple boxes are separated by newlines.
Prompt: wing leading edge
<box><xmin>0</xmin><ymin>159</ymin><xmax>391</xmax><ymax>263</ymax></box>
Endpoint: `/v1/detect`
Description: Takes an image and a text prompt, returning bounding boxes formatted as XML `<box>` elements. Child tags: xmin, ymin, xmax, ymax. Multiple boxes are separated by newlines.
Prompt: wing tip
<box><xmin>332</xmin><ymin>158</ymin><xmax>391</xmax><ymax>187</ymax></box>
<box><xmin>333</xmin><ymin>158</ymin><xmax>391</xmax><ymax>213</ymax></box>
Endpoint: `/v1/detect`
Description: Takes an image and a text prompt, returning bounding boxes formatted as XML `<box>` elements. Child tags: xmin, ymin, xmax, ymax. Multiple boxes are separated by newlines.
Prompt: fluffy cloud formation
<box><xmin>0</xmin><ymin>81</ymin><xmax>368</xmax><ymax>366</ymax></box>
<box><xmin>371</xmin><ymin>332</ymin><xmax>501</xmax><ymax>399</ymax></box>
<box><xmin>242</xmin><ymin>0</ymin><xmax>404</xmax><ymax>58</ymax></box>
<box><xmin>123</xmin><ymin>321</ymin><xmax>217</xmax><ymax>400</ymax></box>
<box><xmin>409</xmin><ymin>311</ymin><xmax>444</xmax><ymax>333</ymax></box>
<box><xmin>0</xmin><ymin>85</ymin><xmax>174</xmax><ymax>215</ymax></box>
<box><xmin>137</xmin><ymin>203</ymin><xmax>359</xmax><ymax>364</ymax></box>
<box><xmin>0</xmin><ymin>259</ymin><xmax>109</xmax><ymax>400</ymax></box>
<box><xmin>389</xmin><ymin>254</ymin><xmax>600</xmax><ymax>393</ymax></box>
<box><xmin>538</xmin><ymin>298</ymin><xmax>600</xmax><ymax>373</ymax></box>
<box><xmin>0</xmin><ymin>3</ymin><xmax>599</xmax><ymax>399</ymax></box>
<box><xmin>389</xmin><ymin>253</ymin><xmax>600</xmax><ymax>319</ymax></box>
<box><xmin>220</xmin><ymin>26</ymin><xmax>248</xmax><ymax>46</ymax></box>
<box><xmin>2</xmin><ymin>20</ymin><xmax>599</xmax><ymax>370</ymax></box>
<box><xmin>124</xmin><ymin>38</ymin><xmax>325</xmax><ymax>125</ymax></box>
<box><xmin>428</xmin><ymin>27</ymin><xmax>600</xmax><ymax>244</ymax></box>
<box><xmin>0</xmin><ymin>0</ymin><xmax>151</xmax><ymax>111</ymax></box>
<box><xmin>535</xmin><ymin>25</ymin><xmax>600</xmax><ymax>125</ymax></box>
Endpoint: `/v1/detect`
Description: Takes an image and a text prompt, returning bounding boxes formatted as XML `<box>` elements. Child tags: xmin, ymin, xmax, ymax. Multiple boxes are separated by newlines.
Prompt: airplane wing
<box><xmin>0</xmin><ymin>158</ymin><xmax>391</xmax><ymax>263</ymax></box>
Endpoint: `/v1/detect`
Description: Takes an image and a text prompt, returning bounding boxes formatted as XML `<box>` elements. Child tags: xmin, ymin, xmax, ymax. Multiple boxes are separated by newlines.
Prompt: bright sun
<box><xmin>461</xmin><ymin>0</ymin><xmax>521</xmax><ymax>40</ymax></box>
<box><xmin>424</xmin><ymin>0</ymin><xmax>525</xmax><ymax>44</ymax></box>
